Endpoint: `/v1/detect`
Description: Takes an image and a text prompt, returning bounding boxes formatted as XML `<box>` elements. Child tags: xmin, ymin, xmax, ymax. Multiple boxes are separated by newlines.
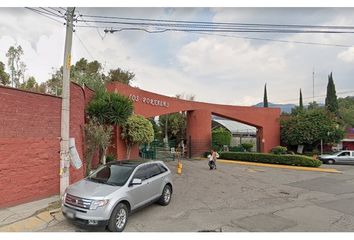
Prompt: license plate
<box><xmin>66</xmin><ymin>211</ymin><xmax>75</xmax><ymax>219</ymax></box>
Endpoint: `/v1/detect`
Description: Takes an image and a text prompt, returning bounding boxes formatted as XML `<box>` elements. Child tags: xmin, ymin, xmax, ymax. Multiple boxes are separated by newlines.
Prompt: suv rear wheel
<box><xmin>108</xmin><ymin>203</ymin><xmax>129</xmax><ymax>232</ymax></box>
<box><xmin>158</xmin><ymin>185</ymin><xmax>172</xmax><ymax>206</ymax></box>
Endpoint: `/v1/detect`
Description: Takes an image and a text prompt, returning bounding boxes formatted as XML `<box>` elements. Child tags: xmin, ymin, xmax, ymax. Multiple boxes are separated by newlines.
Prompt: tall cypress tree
<box><xmin>325</xmin><ymin>72</ymin><xmax>338</xmax><ymax>114</ymax></box>
<box><xmin>263</xmin><ymin>83</ymin><xmax>268</xmax><ymax>108</ymax></box>
<box><xmin>299</xmin><ymin>88</ymin><xmax>303</xmax><ymax>110</ymax></box>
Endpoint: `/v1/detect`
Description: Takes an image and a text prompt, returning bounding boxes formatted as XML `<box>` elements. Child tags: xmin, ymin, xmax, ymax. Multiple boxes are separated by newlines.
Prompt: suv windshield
<box><xmin>87</xmin><ymin>164</ymin><xmax>135</xmax><ymax>186</ymax></box>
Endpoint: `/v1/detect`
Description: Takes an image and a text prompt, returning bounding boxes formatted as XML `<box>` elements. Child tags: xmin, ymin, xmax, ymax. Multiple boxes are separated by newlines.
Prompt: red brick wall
<box><xmin>0</xmin><ymin>83</ymin><xmax>93</xmax><ymax>207</ymax></box>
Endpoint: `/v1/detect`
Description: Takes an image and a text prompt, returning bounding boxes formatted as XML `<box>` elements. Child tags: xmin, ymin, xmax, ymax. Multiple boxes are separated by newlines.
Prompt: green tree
<box><xmin>20</xmin><ymin>76</ymin><xmax>38</xmax><ymax>91</ymax></box>
<box><xmin>71</xmin><ymin>58</ymin><xmax>105</xmax><ymax>92</ymax></box>
<box><xmin>84</xmin><ymin>118</ymin><xmax>113</xmax><ymax>176</ymax></box>
<box><xmin>0</xmin><ymin>61</ymin><xmax>10</xmax><ymax>86</ymax></box>
<box><xmin>86</xmin><ymin>91</ymin><xmax>133</xmax><ymax>126</ymax></box>
<box><xmin>212</xmin><ymin>127</ymin><xmax>232</xmax><ymax>151</ymax></box>
<box><xmin>159</xmin><ymin>112</ymin><xmax>187</xmax><ymax>144</ymax></box>
<box><xmin>149</xmin><ymin>117</ymin><xmax>162</xmax><ymax>140</ymax></box>
<box><xmin>338</xmin><ymin>96</ymin><xmax>354</xmax><ymax>128</ymax></box>
<box><xmin>46</xmin><ymin>58</ymin><xmax>106</xmax><ymax>96</ymax></box>
<box><xmin>263</xmin><ymin>83</ymin><xmax>268</xmax><ymax>108</ymax></box>
<box><xmin>46</xmin><ymin>67</ymin><xmax>63</xmax><ymax>96</ymax></box>
<box><xmin>325</xmin><ymin>72</ymin><xmax>338</xmax><ymax>114</ymax></box>
<box><xmin>281</xmin><ymin>109</ymin><xmax>344</xmax><ymax>150</ymax></box>
<box><xmin>121</xmin><ymin>114</ymin><xmax>154</xmax><ymax>159</ymax></box>
<box><xmin>307</xmin><ymin>101</ymin><xmax>322</xmax><ymax>110</ymax></box>
<box><xmin>106</xmin><ymin>68</ymin><xmax>135</xmax><ymax>85</ymax></box>
<box><xmin>6</xmin><ymin>45</ymin><xmax>26</xmax><ymax>88</ymax></box>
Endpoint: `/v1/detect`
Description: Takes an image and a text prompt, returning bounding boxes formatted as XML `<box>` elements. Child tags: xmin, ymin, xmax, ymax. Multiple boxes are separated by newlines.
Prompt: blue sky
<box><xmin>1</xmin><ymin>7</ymin><xmax>354</xmax><ymax>106</ymax></box>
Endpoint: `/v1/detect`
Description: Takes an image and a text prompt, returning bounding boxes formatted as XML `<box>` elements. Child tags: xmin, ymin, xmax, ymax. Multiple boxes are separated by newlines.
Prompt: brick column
<box><xmin>186</xmin><ymin>110</ymin><xmax>212</xmax><ymax>158</ymax></box>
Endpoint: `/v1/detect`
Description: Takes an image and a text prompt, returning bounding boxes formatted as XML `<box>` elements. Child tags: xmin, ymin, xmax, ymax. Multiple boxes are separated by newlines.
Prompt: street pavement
<box><xmin>39</xmin><ymin>159</ymin><xmax>354</xmax><ymax>232</ymax></box>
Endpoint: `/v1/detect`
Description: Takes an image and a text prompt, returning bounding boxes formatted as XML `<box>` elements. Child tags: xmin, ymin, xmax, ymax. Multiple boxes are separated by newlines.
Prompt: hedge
<box><xmin>219</xmin><ymin>152</ymin><xmax>322</xmax><ymax>167</ymax></box>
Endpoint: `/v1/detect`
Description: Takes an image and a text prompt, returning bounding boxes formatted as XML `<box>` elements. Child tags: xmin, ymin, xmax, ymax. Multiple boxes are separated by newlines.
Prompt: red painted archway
<box><xmin>106</xmin><ymin>82</ymin><xmax>280</xmax><ymax>159</ymax></box>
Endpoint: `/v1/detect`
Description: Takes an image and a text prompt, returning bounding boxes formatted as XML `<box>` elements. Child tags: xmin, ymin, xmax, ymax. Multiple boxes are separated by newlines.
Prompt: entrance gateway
<box><xmin>106</xmin><ymin>82</ymin><xmax>280</xmax><ymax>160</ymax></box>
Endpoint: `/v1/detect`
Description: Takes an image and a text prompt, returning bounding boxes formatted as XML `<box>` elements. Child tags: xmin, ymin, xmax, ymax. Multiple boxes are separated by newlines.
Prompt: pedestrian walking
<box><xmin>208</xmin><ymin>149</ymin><xmax>218</xmax><ymax>170</ymax></box>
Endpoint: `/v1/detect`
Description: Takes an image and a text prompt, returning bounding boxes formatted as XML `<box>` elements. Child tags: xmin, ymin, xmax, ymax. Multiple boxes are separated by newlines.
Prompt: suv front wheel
<box><xmin>108</xmin><ymin>203</ymin><xmax>129</xmax><ymax>232</ymax></box>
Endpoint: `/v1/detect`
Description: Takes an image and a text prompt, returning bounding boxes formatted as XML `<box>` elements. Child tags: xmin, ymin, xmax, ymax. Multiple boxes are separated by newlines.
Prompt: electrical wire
<box><xmin>38</xmin><ymin>7</ymin><xmax>64</xmax><ymax>18</ymax></box>
<box><xmin>74</xmin><ymin>32</ymin><xmax>95</xmax><ymax>61</ymax></box>
<box><xmin>75</xmin><ymin>19</ymin><xmax>354</xmax><ymax>34</ymax></box>
<box><xmin>80</xmin><ymin>13</ymin><xmax>354</xmax><ymax>30</ymax></box>
<box><xmin>275</xmin><ymin>90</ymin><xmax>354</xmax><ymax>104</ymax></box>
<box><xmin>48</xmin><ymin>7</ymin><xmax>66</xmax><ymax>17</ymax></box>
<box><xmin>190</xmin><ymin>32</ymin><xmax>354</xmax><ymax>48</ymax></box>
<box><xmin>25</xmin><ymin>7</ymin><xmax>65</xmax><ymax>25</ymax></box>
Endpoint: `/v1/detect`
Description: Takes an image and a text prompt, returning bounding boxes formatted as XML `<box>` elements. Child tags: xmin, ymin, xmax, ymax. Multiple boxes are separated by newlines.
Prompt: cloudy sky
<box><xmin>1</xmin><ymin>7</ymin><xmax>354</xmax><ymax>106</ymax></box>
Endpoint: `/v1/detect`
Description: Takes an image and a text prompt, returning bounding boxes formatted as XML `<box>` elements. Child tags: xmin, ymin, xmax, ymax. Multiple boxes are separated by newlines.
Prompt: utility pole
<box><xmin>60</xmin><ymin>7</ymin><xmax>75</xmax><ymax>197</ymax></box>
<box><xmin>312</xmin><ymin>67</ymin><xmax>315</xmax><ymax>103</ymax></box>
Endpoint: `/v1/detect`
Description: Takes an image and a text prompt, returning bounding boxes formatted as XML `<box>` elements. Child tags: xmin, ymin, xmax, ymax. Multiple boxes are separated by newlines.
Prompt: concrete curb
<box><xmin>194</xmin><ymin>157</ymin><xmax>341</xmax><ymax>173</ymax></box>
<box><xmin>0</xmin><ymin>208</ymin><xmax>62</xmax><ymax>232</ymax></box>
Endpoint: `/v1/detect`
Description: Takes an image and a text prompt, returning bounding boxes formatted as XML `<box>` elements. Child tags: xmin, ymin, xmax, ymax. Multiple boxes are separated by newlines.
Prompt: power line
<box><xmin>76</xmin><ymin>11</ymin><xmax>106</xmax><ymax>40</ymax></box>
<box><xmin>80</xmin><ymin>13</ymin><xmax>354</xmax><ymax>30</ymax></box>
<box><xmin>275</xmin><ymin>90</ymin><xmax>354</xmax><ymax>104</ymax></box>
<box><xmin>48</xmin><ymin>7</ymin><xmax>66</xmax><ymax>17</ymax></box>
<box><xmin>39</xmin><ymin>7</ymin><xmax>64</xmax><ymax>18</ymax></box>
<box><xmin>74</xmin><ymin>32</ymin><xmax>95</xmax><ymax>61</ymax></box>
<box><xmin>25</xmin><ymin>7</ymin><xmax>65</xmax><ymax>25</ymax></box>
<box><xmin>190</xmin><ymin>32</ymin><xmax>354</xmax><ymax>48</ymax></box>
<box><xmin>75</xmin><ymin>19</ymin><xmax>354</xmax><ymax>34</ymax></box>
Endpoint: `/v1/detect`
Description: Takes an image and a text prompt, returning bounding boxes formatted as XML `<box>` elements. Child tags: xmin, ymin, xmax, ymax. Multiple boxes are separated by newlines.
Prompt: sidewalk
<box><xmin>0</xmin><ymin>195</ymin><xmax>64</xmax><ymax>232</ymax></box>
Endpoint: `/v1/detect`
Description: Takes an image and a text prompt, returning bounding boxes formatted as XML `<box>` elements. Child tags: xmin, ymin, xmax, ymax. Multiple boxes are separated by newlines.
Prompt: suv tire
<box><xmin>158</xmin><ymin>185</ymin><xmax>172</xmax><ymax>206</ymax></box>
<box><xmin>108</xmin><ymin>203</ymin><xmax>129</xmax><ymax>232</ymax></box>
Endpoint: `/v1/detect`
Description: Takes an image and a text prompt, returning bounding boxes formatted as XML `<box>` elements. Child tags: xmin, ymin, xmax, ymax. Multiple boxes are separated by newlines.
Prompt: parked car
<box><xmin>318</xmin><ymin>150</ymin><xmax>354</xmax><ymax>164</ymax></box>
<box><xmin>61</xmin><ymin>160</ymin><xmax>173</xmax><ymax>232</ymax></box>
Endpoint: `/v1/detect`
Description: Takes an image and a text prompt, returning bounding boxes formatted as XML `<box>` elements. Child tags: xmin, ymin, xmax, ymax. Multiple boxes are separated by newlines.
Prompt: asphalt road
<box><xmin>43</xmin><ymin>160</ymin><xmax>354</xmax><ymax>232</ymax></box>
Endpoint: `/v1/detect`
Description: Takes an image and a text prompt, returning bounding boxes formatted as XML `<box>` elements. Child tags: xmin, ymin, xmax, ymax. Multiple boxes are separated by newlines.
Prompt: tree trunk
<box><xmin>85</xmin><ymin>148</ymin><xmax>95</xmax><ymax>176</ymax></box>
<box><xmin>126</xmin><ymin>144</ymin><xmax>132</xmax><ymax>160</ymax></box>
<box><xmin>101</xmin><ymin>147</ymin><xmax>107</xmax><ymax>165</ymax></box>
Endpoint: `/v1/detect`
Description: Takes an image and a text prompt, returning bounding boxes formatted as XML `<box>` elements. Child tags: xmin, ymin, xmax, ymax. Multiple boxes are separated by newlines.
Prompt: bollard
<box><xmin>177</xmin><ymin>161</ymin><xmax>183</xmax><ymax>175</ymax></box>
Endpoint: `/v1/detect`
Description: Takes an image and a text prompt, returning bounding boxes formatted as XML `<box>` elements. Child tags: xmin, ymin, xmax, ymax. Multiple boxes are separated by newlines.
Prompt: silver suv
<box><xmin>61</xmin><ymin>160</ymin><xmax>173</xmax><ymax>231</ymax></box>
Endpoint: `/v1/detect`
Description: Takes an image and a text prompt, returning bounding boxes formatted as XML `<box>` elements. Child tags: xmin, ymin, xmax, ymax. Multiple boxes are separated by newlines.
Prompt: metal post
<box><xmin>320</xmin><ymin>139</ymin><xmax>323</xmax><ymax>155</ymax></box>
<box><xmin>60</xmin><ymin>7</ymin><xmax>75</xmax><ymax>197</ymax></box>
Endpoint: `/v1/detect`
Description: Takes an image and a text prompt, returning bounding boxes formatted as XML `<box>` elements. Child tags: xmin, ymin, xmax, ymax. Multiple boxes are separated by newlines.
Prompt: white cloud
<box><xmin>1</xmin><ymin>7</ymin><xmax>354</xmax><ymax>107</ymax></box>
<box><xmin>338</xmin><ymin>47</ymin><xmax>354</xmax><ymax>62</ymax></box>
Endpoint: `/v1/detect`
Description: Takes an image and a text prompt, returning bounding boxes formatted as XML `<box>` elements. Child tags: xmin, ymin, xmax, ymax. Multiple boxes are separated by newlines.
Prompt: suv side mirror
<box><xmin>130</xmin><ymin>178</ymin><xmax>142</xmax><ymax>186</ymax></box>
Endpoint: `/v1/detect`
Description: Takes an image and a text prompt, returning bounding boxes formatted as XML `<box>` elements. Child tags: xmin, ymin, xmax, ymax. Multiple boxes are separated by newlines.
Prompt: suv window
<box><xmin>157</xmin><ymin>163</ymin><xmax>168</xmax><ymax>173</ymax></box>
<box><xmin>133</xmin><ymin>165</ymin><xmax>149</xmax><ymax>180</ymax></box>
<box><xmin>146</xmin><ymin>164</ymin><xmax>162</xmax><ymax>178</ymax></box>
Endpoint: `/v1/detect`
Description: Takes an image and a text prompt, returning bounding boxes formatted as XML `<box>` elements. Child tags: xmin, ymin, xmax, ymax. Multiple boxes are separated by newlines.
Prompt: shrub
<box><xmin>241</xmin><ymin>142</ymin><xmax>254</xmax><ymax>152</ymax></box>
<box><xmin>212</xmin><ymin>127</ymin><xmax>231</xmax><ymax>151</ymax></box>
<box><xmin>106</xmin><ymin>154</ymin><xmax>115</xmax><ymax>163</ymax></box>
<box><xmin>270</xmin><ymin>146</ymin><xmax>288</xmax><ymax>155</ymax></box>
<box><xmin>229</xmin><ymin>145</ymin><xmax>245</xmax><ymax>152</ymax></box>
<box><xmin>203</xmin><ymin>151</ymin><xmax>211</xmax><ymax>158</ymax></box>
<box><xmin>86</xmin><ymin>91</ymin><xmax>133</xmax><ymax>126</ymax></box>
<box><xmin>219</xmin><ymin>152</ymin><xmax>322</xmax><ymax>167</ymax></box>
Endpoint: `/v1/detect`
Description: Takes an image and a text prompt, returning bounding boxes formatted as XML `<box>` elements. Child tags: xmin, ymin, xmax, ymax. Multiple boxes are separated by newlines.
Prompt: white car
<box><xmin>319</xmin><ymin>150</ymin><xmax>354</xmax><ymax>164</ymax></box>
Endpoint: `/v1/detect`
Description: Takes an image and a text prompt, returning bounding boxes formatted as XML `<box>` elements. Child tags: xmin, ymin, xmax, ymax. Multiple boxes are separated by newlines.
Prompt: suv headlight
<box><xmin>61</xmin><ymin>192</ymin><xmax>67</xmax><ymax>202</ymax></box>
<box><xmin>90</xmin><ymin>200</ymin><xmax>109</xmax><ymax>210</ymax></box>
